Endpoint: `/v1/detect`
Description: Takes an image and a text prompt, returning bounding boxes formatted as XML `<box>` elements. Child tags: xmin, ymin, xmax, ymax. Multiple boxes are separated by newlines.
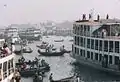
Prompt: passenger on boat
<box><xmin>60</xmin><ymin>45</ymin><xmax>65</xmax><ymax>51</ymax></box>
<box><xmin>49</xmin><ymin>73</ymin><xmax>53</xmax><ymax>82</ymax></box>
<box><xmin>13</xmin><ymin>68</ymin><xmax>21</xmax><ymax>82</ymax></box>
<box><xmin>2</xmin><ymin>44</ymin><xmax>11</xmax><ymax>57</ymax></box>
<box><xmin>34</xmin><ymin>57</ymin><xmax>39</xmax><ymax>67</ymax></box>
<box><xmin>41</xmin><ymin>59</ymin><xmax>47</xmax><ymax>66</ymax></box>
<box><xmin>34</xmin><ymin>72</ymin><xmax>43</xmax><ymax>82</ymax></box>
<box><xmin>30</xmin><ymin>60</ymin><xmax>35</xmax><ymax>68</ymax></box>
<box><xmin>21</xmin><ymin>63</ymin><xmax>27</xmax><ymax>70</ymax></box>
<box><xmin>46</xmin><ymin>47</ymin><xmax>50</xmax><ymax>52</ymax></box>
<box><xmin>21</xmin><ymin>56</ymin><xmax>25</xmax><ymax>63</ymax></box>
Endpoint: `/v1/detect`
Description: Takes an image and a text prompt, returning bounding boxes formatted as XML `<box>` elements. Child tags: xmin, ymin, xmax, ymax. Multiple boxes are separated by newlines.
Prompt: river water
<box><xmin>15</xmin><ymin>36</ymin><xmax>120</xmax><ymax>82</ymax></box>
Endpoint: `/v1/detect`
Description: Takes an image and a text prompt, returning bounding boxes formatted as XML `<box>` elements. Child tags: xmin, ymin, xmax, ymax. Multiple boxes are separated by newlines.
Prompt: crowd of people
<box><xmin>0</xmin><ymin>42</ymin><xmax>15</xmax><ymax>57</ymax></box>
<box><xmin>17</xmin><ymin>56</ymin><xmax>49</xmax><ymax>70</ymax></box>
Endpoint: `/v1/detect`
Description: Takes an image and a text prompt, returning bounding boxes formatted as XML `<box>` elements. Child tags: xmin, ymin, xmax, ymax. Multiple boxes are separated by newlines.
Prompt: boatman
<box><xmin>21</xmin><ymin>56</ymin><xmax>25</xmax><ymax>63</ymax></box>
<box><xmin>49</xmin><ymin>73</ymin><xmax>53</xmax><ymax>82</ymax></box>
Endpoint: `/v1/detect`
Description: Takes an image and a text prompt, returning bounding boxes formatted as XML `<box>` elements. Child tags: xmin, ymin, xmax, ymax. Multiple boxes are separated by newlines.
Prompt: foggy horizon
<box><xmin>0</xmin><ymin>0</ymin><xmax>120</xmax><ymax>26</ymax></box>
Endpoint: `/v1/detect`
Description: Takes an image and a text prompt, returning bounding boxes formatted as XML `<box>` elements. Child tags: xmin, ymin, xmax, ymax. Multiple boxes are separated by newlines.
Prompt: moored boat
<box><xmin>23</xmin><ymin>47</ymin><xmax>33</xmax><ymax>53</ymax></box>
<box><xmin>19</xmin><ymin>67</ymin><xmax>49</xmax><ymax>77</ymax></box>
<box><xmin>14</xmin><ymin>50</ymin><xmax>22</xmax><ymax>55</ymax></box>
<box><xmin>72</xmin><ymin>14</ymin><xmax>120</xmax><ymax>75</ymax></box>
<box><xmin>54</xmin><ymin>39</ymin><xmax>64</xmax><ymax>42</ymax></box>
<box><xmin>38</xmin><ymin>49</ymin><xmax>65</xmax><ymax>56</ymax></box>
<box><xmin>16</xmin><ymin>61</ymin><xmax>38</xmax><ymax>65</ymax></box>
<box><xmin>36</xmin><ymin>42</ymin><xmax>49</xmax><ymax>49</ymax></box>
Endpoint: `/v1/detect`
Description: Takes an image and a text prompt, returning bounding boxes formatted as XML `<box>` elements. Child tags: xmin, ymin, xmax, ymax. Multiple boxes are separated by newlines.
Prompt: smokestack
<box><xmin>82</xmin><ymin>14</ymin><xmax>86</xmax><ymax>20</ymax></box>
<box><xmin>97</xmin><ymin>14</ymin><xmax>100</xmax><ymax>21</ymax></box>
<box><xmin>89</xmin><ymin>14</ymin><xmax>92</xmax><ymax>19</ymax></box>
<box><xmin>106</xmin><ymin>14</ymin><xmax>109</xmax><ymax>19</ymax></box>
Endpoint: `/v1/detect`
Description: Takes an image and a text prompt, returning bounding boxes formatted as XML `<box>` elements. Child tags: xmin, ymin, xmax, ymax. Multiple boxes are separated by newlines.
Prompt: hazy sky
<box><xmin>0</xmin><ymin>0</ymin><xmax>120</xmax><ymax>25</ymax></box>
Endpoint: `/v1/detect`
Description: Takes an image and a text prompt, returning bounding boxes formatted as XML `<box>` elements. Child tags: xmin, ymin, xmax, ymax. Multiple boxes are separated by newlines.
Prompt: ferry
<box><xmin>0</xmin><ymin>39</ymin><xmax>16</xmax><ymax>82</ymax></box>
<box><xmin>19</xmin><ymin>27</ymin><xmax>42</xmax><ymax>41</ymax></box>
<box><xmin>72</xmin><ymin>14</ymin><xmax>120</xmax><ymax>75</ymax></box>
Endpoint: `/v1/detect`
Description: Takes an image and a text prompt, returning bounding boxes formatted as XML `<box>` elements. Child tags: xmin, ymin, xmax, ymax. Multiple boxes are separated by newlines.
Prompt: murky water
<box><xmin>15</xmin><ymin>36</ymin><xmax>120</xmax><ymax>82</ymax></box>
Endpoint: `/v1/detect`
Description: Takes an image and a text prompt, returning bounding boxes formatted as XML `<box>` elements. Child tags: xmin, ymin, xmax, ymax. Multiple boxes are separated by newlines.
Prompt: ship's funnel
<box><xmin>89</xmin><ymin>14</ymin><xmax>92</xmax><ymax>19</ymax></box>
<box><xmin>97</xmin><ymin>15</ymin><xmax>100</xmax><ymax>21</ymax></box>
<box><xmin>106</xmin><ymin>14</ymin><xmax>109</xmax><ymax>19</ymax></box>
<box><xmin>82</xmin><ymin>14</ymin><xmax>86</xmax><ymax>20</ymax></box>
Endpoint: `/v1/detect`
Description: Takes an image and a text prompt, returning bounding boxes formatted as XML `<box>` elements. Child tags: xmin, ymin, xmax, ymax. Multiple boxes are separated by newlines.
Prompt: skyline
<box><xmin>0</xmin><ymin>0</ymin><xmax>120</xmax><ymax>25</ymax></box>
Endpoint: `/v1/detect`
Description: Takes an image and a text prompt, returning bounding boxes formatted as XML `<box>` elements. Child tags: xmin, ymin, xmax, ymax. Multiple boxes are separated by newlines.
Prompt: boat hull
<box><xmin>38</xmin><ymin>50</ymin><xmax>64</xmax><ymax>56</ymax></box>
<box><xmin>14</xmin><ymin>50</ymin><xmax>22</xmax><ymax>55</ymax></box>
<box><xmin>19</xmin><ymin>66</ymin><xmax>50</xmax><ymax>77</ymax></box>
<box><xmin>72</xmin><ymin>54</ymin><xmax>120</xmax><ymax>76</ymax></box>
<box><xmin>54</xmin><ymin>40</ymin><xmax>64</xmax><ymax>42</ymax></box>
<box><xmin>23</xmin><ymin>50</ymin><xmax>33</xmax><ymax>53</ymax></box>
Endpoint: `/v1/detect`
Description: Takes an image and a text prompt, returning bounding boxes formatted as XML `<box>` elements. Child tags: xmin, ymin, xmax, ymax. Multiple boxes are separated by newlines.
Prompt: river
<box><xmin>15</xmin><ymin>36</ymin><xmax>120</xmax><ymax>82</ymax></box>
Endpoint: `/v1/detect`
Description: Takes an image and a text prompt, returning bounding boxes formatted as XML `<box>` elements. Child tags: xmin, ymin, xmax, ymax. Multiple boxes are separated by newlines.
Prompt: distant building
<box><xmin>53</xmin><ymin>28</ymin><xmax>73</xmax><ymax>36</ymax></box>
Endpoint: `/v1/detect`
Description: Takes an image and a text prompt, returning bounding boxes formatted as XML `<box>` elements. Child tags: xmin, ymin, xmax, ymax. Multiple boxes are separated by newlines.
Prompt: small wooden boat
<box><xmin>16</xmin><ymin>61</ymin><xmax>38</xmax><ymax>65</ymax></box>
<box><xmin>36</xmin><ymin>42</ymin><xmax>49</xmax><ymax>49</ymax></box>
<box><xmin>14</xmin><ymin>50</ymin><xmax>22</xmax><ymax>55</ymax></box>
<box><xmin>38</xmin><ymin>49</ymin><xmax>65</xmax><ymax>56</ymax></box>
<box><xmin>54</xmin><ymin>39</ymin><xmax>64</xmax><ymax>42</ymax></box>
<box><xmin>19</xmin><ymin>67</ymin><xmax>49</xmax><ymax>77</ymax></box>
<box><xmin>62</xmin><ymin>50</ymin><xmax>71</xmax><ymax>53</ymax></box>
<box><xmin>23</xmin><ymin>48</ymin><xmax>33</xmax><ymax>53</ymax></box>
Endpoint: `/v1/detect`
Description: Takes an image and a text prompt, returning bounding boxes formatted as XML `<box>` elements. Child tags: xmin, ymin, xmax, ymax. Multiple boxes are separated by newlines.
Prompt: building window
<box><xmin>8</xmin><ymin>60</ymin><xmax>11</xmax><ymax>75</ymax></box>
<box><xmin>75</xmin><ymin>36</ymin><xmax>76</xmax><ymax>45</ymax></box>
<box><xmin>95</xmin><ymin>40</ymin><xmax>98</xmax><ymax>50</ymax></box>
<box><xmin>79</xmin><ymin>37</ymin><xmax>81</xmax><ymax>46</ymax></box>
<box><xmin>115</xmin><ymin>41</ymin><xmax>119</xmax><ymax>53</ymax></box>
<box><xmin>83</xmin><ymin>50</ymin><xmax>85</xmax><ymax>57</ymax></box>
<box><xmin>115</xmin><ymin>56</ymin><xmax>119</xmax><ymax>65</ymax></box>
<box><xmin>99</xmin><ymin>54</ymin><xmax>102</xmax><ymax>61</ymax></box>
<box><xmin>80</xmin><ymin>49</ymin><xmax>82</xmax><ymax>56</ymax></box>
<box><xmin>109</xmin><ymin>55</ymin><xmax>112</xmax><ymax>64</ymax></box>
<box><xmin>91</xmin><ymin>39</ymin><xmax>94</xmax><ymax>49</ymax></box>
<box><xmin>104</xmin><ymin>41</ymin><xmax>108</xmax><ymax>52</ymax></box>
<box><xmin>76</xmin><ymin>48</ymin><xmax>79</xmax><ymax>54</ymax></box>
<box><xmin>91</xmin><ymin>52</ymin><xmax>93</xmax><ymax>60</ymax></box>
<box><xmin>80</xmin><ymin>37</ymin><xmax>83</xmax><ymax>46</ymax></box>
<box><xmin>83</xmin><ymin>38</ymin><xmax>85</xmax><ymax>47</ymax></box>
<box><xmin>95</xmin><ymin>53</ymin><xmax>98</xmax><ymax>60</ymax></box>
<box><xmin>87</xmin><ymin>39</ymin><xmax>90</xmax><ymax>48</ymax></box>
<box><xmin>99</xmin><ymin>40</ymin><xmax>102</xmax><ymax>51</ymax></box>
<box><xmin>3</xmin><ymin>62</ymin><xmax>7</xmax><ymax>79</ymax></box>
<box><xmin>76</xmin><ymin>37</ymin><xmax>79</xmax><ymax>45</ymax></box>
<box><xmin>74</xmin><ymin>47</ymin><xmax>76</xmax><ymax>54</ymax></box>
<box><xmin>87</xmin><ymin>51</ymin><xmax>90</xmax><ymax>58</ymax></box>
<box><xmin>109</xmin><ymin>41</ymin><xmax>113</xmax><ymax>52</ymax></box>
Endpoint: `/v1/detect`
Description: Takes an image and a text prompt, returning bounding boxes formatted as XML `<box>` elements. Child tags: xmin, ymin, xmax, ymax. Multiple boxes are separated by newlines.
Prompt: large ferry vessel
<box><xmin>19</xmin><ymin>27</ymin><xmax>42</xmax><ymax>41</ymax></box>
<box><xmin>72</xmin><ymin>14</ymin><xmax>120</xmax><ymax>75</ymax></box>
<box><xmin>0</xmin><ymin>39</ymin><xmax>15</xmax><ymax>82</ymax></box>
